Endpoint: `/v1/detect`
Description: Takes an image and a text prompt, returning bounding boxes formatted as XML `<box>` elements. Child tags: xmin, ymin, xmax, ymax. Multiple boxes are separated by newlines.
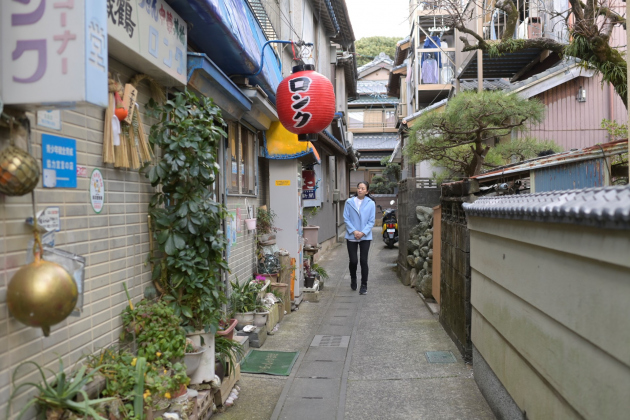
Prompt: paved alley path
<box><xmin>216</xmin><ymin>229</ymin><xmax>495</xmax><ymax>420</ymax></box>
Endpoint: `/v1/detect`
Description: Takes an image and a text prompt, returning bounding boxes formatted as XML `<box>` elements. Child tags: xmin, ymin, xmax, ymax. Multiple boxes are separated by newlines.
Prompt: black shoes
<box><xmin>350</xmin><ymin>279</ymin><xmax>357</xmax><ymax>291</ymax></box>
<box><xmin>359</xmin><ymin>285</ymin><xmax>367</xmax><ymax>295</ymax></box>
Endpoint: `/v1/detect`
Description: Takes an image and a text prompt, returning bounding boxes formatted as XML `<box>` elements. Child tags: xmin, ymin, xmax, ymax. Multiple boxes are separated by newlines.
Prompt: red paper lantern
<box><xmin>276</xmin><ymin>65</ymin><xmax>335</xmax><ymax>141</ymax></box>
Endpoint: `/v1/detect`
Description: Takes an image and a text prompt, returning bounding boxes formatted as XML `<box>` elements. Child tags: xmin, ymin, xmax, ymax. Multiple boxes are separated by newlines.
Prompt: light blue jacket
<box><xmin>343</xmin><ymin>196</ymin><xmax>375</xmax><ymax>241</ymax></box>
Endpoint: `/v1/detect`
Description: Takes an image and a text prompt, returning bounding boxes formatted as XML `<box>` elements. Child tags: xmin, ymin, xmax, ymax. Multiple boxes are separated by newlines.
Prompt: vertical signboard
<box><xmin>42</xmin><ymin>134</ymin><xmax>77</xmax><ymax>188</ymax></box>
<box><xmin>107</xmin><ymin>0</ymin><xmax>187</xmax><ymax>85</ymax></box>
<box><xmin>1</xmin><ymin>0</ymin><xmax>108</xmax><ymax>108</ymax></box>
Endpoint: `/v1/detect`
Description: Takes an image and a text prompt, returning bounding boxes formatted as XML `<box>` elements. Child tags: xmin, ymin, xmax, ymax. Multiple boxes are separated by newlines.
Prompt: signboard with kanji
<box><xmin>42</xmin><ymin>134</ymin><xmax>77</xmax><ymax>188</ymax></box>
<box><xmin>1</xmin><ymin>0</ymin><xmax>108</xmax><ymax>108</ymax></box>
<box><xmin>107</xmin><ymin>0</ymin><xmax>187</xmax><ymax>85</ymax></box>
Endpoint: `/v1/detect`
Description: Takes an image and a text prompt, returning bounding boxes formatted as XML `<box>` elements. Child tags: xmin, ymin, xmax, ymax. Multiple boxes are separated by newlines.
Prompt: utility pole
<box><xmin>477</xmin><ymin>0</ymin><xmax>483</xmax><ymax>93</ymax></box>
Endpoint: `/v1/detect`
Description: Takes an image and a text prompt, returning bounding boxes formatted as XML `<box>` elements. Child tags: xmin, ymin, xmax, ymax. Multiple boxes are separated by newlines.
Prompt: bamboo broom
<box><xmin>127</xmin><ymin>122</ymin><xmax>141</xmax><ymax>170</ymax></box>
<box><xmin>114</xmin><ymin>123</ymin><xmax>129</xmax><ymax>168</ymax></box>
<box><xmin>134</xmin><ymin>103</ymin><xmax>154</xmax><ymax>162</ymax></box>
<box><xmin>102</xmin><ymin>93</ymin><xmax>115</xmax><ymax>164</ymax></box>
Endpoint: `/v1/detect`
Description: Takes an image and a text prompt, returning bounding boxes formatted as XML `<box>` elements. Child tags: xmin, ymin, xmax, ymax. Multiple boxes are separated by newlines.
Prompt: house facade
<box><xmin>348</xmin><ymin>53</ymin><xmax>400</xmax><ymax>187</ymax></box>
<box><xmin>0</xmin><ymin>0</ymin><xmax>357</xmax><ymax>417</ymax></box>
<box><xmin>389</xmin><ymin>0</ymin><xmax>628</xmax><ymax>176</ymax></box>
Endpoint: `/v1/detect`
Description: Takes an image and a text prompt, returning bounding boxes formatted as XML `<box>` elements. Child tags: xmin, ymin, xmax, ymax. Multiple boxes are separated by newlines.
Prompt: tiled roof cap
<box><xmin>463</xmin><ymin>185</ymin><xmax>630</xmax><ymax>230</ymax></box>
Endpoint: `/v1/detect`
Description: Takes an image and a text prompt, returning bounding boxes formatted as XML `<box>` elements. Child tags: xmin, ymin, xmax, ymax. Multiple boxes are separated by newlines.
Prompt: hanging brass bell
<box><xmin>7</xmin><ymin>256</ymin><xmax>78</xmax><ymax>336</ymax></box>
<box><xmin>0</xmin><ymin>145</ymin><xmax>40</xmax><ymax>196</ymax></box>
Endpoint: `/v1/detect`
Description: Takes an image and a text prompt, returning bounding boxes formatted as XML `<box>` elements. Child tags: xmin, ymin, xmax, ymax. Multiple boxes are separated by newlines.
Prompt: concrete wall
<box><xmin>468</xmin><ymin>217</ymin><xmax>630</xmax><ymax>419</ymax></box>
<box><xmin>0</xmin><ymin>58</ymin><xmax>157</xmax><ymax>418</ymax></box>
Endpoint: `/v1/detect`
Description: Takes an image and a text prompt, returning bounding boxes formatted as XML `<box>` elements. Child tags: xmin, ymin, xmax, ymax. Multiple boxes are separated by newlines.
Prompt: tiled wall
<box><xmin>225</xmin><ymin>158</ymin><xmax>268</xmax><ymax>285</ymax></box>
<box><xmin>0</xmin><ymin>58</ymin><xmax>157</xmax><ymax>418</ymax></box>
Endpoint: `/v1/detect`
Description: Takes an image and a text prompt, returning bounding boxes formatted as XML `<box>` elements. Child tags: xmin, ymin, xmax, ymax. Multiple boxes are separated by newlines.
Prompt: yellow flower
<box><xmin>164</xmin><ymin>392</ymin><xmax>171</xmax><ymax>399</ymax></box>
<box><xmin>156</xmin><ymin>352</ymin><xmax>162</xmax><ymax>358</ymax></box>
<box><xmin>131</xmin><ymin>358</ymin><xmax>137</xmax><ymax>367</ymax></box>
<box><xmin>143</xmin><ymin>390</ymin><xmax>151</xmax><ymax>399</ymax></box>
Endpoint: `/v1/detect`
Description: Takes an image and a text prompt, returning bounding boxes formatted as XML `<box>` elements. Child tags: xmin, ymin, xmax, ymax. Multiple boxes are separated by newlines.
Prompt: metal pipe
<box><xmin>237</xmin><ymin>40</ymin><xmax>313</xmax><ymax>78</ymax></box>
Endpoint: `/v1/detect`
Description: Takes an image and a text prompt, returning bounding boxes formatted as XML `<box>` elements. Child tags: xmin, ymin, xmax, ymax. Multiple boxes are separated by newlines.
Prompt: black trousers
<box><xmin>347</xmin><ymin>240</ymin><xmax>371</xmax><ymax>285</ymax></box>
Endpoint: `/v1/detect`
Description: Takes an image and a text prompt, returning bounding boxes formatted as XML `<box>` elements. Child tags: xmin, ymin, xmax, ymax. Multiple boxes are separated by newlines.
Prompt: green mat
<box><xmin>240</xmin><ymin>350</ymin><xmax>299</xmax><ymax>376</ymax></box>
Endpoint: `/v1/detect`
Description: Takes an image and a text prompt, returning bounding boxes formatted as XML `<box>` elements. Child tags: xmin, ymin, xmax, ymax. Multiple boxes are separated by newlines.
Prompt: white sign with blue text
<box><xmin>42</xmin><ymin>134</ymin><xmax>77</xmax><ymax>188</ymax></box>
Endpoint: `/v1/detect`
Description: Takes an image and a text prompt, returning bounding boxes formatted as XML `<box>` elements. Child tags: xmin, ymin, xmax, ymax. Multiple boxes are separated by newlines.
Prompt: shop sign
<box><xmin>37</xmin><ymin>110</ymin><xmax>62</xmax><ymax>130</ymax></box>
<box><xmin>107</xmin><ymin>0</ymin><xmax>187</xmax><ymax>85</ymax></box>
<box><xmin>275</xmin><ymin>180</ymin><xmax>291</xmax><ymax>186</ymax></box>
<box><xmin>1</xmin><ymin>0</ymin><xmax>108</xmax><ymax>108</ymax></box>
<box><xmin>42</xmin><ymin>134</ymin><xmax>77</xmax><ymax>188</ymax></box>
<box><xmin>90</xmin><ymin>168</ymin><xmax>105</xmax><ymax>213</ymax></box>
<box><xmin>301</xmin><ymin>169</ymin><xmax>316</xmax><ymax>200</ymax></box>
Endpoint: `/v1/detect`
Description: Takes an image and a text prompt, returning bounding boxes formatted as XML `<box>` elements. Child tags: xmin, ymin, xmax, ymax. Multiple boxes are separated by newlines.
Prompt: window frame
<box><xmin>226</xmin><ymin>122</ymin><xmax>258</xmax><ymax>197</ymax></box>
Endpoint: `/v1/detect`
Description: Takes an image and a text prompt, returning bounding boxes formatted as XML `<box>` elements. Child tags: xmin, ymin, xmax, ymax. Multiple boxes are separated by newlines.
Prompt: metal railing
<box><xmin>247</xmin><ymin>0</ymin><xmax>279</xmax><ymax>41</ymax></box>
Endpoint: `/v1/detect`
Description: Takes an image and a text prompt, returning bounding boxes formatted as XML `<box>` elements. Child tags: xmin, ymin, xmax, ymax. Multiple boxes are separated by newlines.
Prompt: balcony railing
<box><xmin>348</xmin><ymin>110</ymin><xmax>397</xmax><ymax>129</ymax></box>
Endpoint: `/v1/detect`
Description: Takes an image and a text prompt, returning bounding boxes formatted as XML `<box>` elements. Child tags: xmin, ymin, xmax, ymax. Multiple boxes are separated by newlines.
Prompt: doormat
<box><xmin>240</xmin><ymin>350</ymin><xmax>299</xmax><ymax>376</ymax></box>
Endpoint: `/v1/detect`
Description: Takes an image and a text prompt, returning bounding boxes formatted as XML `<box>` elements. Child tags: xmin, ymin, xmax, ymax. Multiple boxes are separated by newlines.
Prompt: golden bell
<box><xmin>7</xmin><ymin>257</ymin><xmax>78</xmax><ymax>336</ymax></box>
<box><xmin>0</xmin><ymin>145</ymin><xmax>40</xmax><ymax>196</ymax></box>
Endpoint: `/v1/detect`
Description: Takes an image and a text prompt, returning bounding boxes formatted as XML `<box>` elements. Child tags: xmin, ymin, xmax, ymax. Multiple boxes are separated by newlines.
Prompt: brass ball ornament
<box><xmin>7</xmin><ymin>253</ymin><xmax>78</xmax><ymax>336</ymax></box>
<box><xmin>0</xmin><ymin>145</ymin><xmax>40</xmax><ymax>196</ymax></box>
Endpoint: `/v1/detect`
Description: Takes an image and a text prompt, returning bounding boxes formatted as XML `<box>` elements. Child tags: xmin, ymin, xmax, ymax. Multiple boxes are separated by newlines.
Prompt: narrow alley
<box><xmin>215</xmin><ymin>231</ymin><xmax>494</xmax><ymax>420</ymax></box>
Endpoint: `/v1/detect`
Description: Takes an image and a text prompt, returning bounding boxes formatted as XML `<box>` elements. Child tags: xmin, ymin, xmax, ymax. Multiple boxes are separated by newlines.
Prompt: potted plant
<box><xmin>184</xmin><ymin>338</ymin><xmax>207</xmax><ymax>377</ymax></box>
<box><xmin>303</xmin><ymin>260</ymin><xmax>316</xmax><ymax>288</ymax></box>
<box><xmin>253</xmin><ymin>299</ymin><xmax>270</xmax><ymax>328</ymax></box>
<box><xmin>217</xmin><ymin>317</ymin><xmax>238</xmax><ymax>340</ymax></box>
<box><xmin>230</xmin><ymin>278</ymin><xmax>257</xmax><ymax>329</ymax></box>
<box><xmin>145</xmin><ymin>91</ymin><xmax>228</xmax><ymax>385</ymax></box>
<box><xmin>256</xmin><ymin>206</ymin><xmax>278</xmax><ymax>244</ymax></box>
<box><xmin>214</xmin><ymin>335</ymin><xmax>245</xmax><ymax>380</ymax></box>
<box><xmin>7</xmin><ymin>358</ymin><xmax>114</xmax><ymax>420</ymax></box>
<box><xmin>310</xmin><ymin>263</ymin><xmax>329</xmax><ymax>289</ymax></box>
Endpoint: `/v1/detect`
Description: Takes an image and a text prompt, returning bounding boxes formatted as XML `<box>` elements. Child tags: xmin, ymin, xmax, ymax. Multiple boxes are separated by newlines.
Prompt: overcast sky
<box><xmin>345</xmin><ymin>0</ymin><xmax>410</xmax><ymax>41</ymax></box>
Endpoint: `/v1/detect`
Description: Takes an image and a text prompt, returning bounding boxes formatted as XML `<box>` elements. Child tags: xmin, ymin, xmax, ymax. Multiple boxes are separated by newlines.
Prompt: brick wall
<box><xmin>0</xmin><ymin>58</ymin><xmax>158</xmax><ymax>418</ymax></box>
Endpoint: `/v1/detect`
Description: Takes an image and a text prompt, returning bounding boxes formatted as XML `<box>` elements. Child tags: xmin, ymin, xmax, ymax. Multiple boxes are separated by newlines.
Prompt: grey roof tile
<box><xmin>463</xmin><ymin>185</ymin><xmax>630</xmax><ymax>230</ymax></box>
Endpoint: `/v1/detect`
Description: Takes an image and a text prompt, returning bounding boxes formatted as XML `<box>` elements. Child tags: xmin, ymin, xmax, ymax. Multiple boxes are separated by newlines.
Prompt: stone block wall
<box><xmin>397</xmin><ymin>178</ymin><xmax>441</xmax><ymax>272</ymax></box>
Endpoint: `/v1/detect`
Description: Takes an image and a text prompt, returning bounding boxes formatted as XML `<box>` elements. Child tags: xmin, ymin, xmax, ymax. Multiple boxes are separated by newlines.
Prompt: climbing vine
<box><xmin>144</xmin><ymin>90</ymin><xmax>228</xmax><ymax>333</ymax></box>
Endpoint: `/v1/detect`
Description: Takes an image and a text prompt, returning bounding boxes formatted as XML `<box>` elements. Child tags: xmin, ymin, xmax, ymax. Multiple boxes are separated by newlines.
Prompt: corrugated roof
<box><xmin>353</xmin><ymin>133</ymin><xmax>399</xmax><ymax>150</ymax></box>
<box><xmin>463</xmin><ymin>185</ymin><xmax>630</xmax><ymax>230</ymax></box>
<box><xmin>472</xmin><ymin>139</ymin><xmax>628</xmax><ymax>181</ymax></box>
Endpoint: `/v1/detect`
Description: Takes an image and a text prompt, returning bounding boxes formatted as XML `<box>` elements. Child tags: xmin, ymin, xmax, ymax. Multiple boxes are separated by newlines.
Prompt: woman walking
<box><xmin>343</xmin><ymin>181</ymin><xmax>376</xmax><ymax>295</ymax></box>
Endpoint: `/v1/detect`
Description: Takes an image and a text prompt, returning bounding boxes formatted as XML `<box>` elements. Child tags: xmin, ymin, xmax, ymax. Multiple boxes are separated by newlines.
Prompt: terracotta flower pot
<box><xmin>217</xmin><ymin>318</ymin><xmax>238</xmax><ymax>340</ymax></box>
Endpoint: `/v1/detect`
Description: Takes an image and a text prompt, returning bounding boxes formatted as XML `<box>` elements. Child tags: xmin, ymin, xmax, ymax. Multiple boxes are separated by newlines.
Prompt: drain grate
<box><xmin>425</xmin><ymin>351</ymin><xmax>457</xmax><ymax>363</ymax></box>
<box><xmin>310</xmin><ymin>335</ymin><xmax>350</xmax><ymax>348</ymax></box>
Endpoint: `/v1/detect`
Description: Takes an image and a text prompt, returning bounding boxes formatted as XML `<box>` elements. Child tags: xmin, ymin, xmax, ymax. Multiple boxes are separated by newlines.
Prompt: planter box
<box><xmin>277</xmin><ymin>302</ymin><xmax>285</xmax><ymax>322</ymax></box>
<box><xmin>214</xmin><ymin>362</ymin><xmax>241</xmax><ymax>407</ymax></box>
<box><xmin>256</xmin><ymin>272</ymin><xmax>279</xmax><ymax>283</ymax></box>
<box><xmin>267</xmin><ymin>305</ymin><xmax>279</xmax><ymax>333</ymax></box>
<box><xmin>270</xmin><ymin>282</ymin><xmax>291</xmax><ymax>314</ymax></box>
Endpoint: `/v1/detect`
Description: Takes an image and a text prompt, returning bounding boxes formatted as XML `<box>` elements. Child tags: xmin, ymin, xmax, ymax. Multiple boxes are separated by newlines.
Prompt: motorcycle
<box><xmin>378</xmin><ymin>200</ymin><xmax>398</xmax><ymax>249</ymax></box>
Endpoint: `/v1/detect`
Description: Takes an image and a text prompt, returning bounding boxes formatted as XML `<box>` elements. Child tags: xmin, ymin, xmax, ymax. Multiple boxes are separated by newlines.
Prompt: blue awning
<box><xmin>167</xmin><ymin>0</ymin><xmax>283</xmax><ymax>103</ymax></box>
<box><xmin>187</xmin><ymin>53</ymin><xmax>252</xmax><ymax>121</ymax></box>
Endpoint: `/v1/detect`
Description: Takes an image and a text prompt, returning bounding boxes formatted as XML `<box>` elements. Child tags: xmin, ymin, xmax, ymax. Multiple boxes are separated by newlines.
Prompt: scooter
<box><xmin>378</xmin><ymin>200</ymin><xmax>398</xmax><ymax>249</ymax></box>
